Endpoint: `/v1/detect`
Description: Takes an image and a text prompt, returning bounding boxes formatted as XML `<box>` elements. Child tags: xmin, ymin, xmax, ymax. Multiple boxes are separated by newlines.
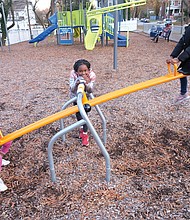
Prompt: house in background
<box><xmin>7</xmin><ymin>0</ymin><xmax>36</xmax><ymax>30</ymax></box>
<box><xmin>4</xmin><ymin>0</ymin><xmax>43</xmax><ymax>45</ymax></box>
<box><xmin>160</xmin><ymin>0</ymin><xmax>189</xmax><ymax>19</ymax></box>
<box><xmin>165</xmin><ymin>0</ymin><xmax>181</xmax><ymax>17</ymax></box>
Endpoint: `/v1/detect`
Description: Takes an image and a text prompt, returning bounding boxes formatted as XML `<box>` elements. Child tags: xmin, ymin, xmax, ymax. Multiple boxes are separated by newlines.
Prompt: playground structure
<box><xmin>0</xmin><ymin>64</ymin><xmax>187</xmax><ymax>183</ymax></box>
<box><xmin>84</xmin><ymin>0</ymin><xmax>146</xmax><ymax>50</ymax></box>
<box><xmin>29</xmin><ymin>0</ymin><xmax>146</xmax><ymax>50</ymax></box>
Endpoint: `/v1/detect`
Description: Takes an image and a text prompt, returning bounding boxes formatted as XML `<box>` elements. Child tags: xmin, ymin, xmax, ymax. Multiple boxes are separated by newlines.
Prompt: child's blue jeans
<box><xmin>180</xmin><ymin>77</ymin><xmax>188</xmax><ymax>95</ymax></box>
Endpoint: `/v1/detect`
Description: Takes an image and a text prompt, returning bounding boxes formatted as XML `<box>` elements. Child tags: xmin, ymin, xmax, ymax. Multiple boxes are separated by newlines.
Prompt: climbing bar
<box><xmin>87</xmin><ymin>0</ymin><xmax>146</xmax><ymax>16</ymax></box>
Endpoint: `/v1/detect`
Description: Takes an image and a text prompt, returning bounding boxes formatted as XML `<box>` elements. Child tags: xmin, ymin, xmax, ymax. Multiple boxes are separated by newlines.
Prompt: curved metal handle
<box><xmin>174</xmin><ymin>64</ymin><xmax>178</xmax><ymax>76</ymax></box>
<box><xmin>167</xmin><ymin>63</ymin><xmax>178</xmax><ymax>76</ymax></box>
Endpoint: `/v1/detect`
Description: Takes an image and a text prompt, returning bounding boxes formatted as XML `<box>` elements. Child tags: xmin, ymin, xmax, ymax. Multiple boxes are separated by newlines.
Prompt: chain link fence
<box><xmin>139</xmin><ymin>22</ymin><xmax>185</xmax><ymax>42</ymax></box>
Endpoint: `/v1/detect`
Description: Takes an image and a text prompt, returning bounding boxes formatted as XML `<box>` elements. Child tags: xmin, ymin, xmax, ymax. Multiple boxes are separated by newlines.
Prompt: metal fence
<box><xmin>1</xmin><ymin>28</ymin><xmax>44</xmax><ymax>45</ymax></box>
<box><xmin>1</xmin><ymin>23</ymin><xmax>187</xmax><ymax>45</ymax></box>
<box><xmin>141</xmin><ymin>23</ymin><xmax>185</xmax><ymax>42</ymax></box>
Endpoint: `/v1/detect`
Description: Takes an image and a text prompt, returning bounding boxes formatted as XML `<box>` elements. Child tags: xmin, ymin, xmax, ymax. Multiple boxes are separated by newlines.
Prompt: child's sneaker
<box><xmin>0</xmin><ymin>156</ymin><xmax>2</xmax><ymax>172</ymax></box>
<box><xmin>82</xmin><ymin>133</ymin><xmax>89</xmax><ymax>146</ymax></box>
<box><xmin>2</xmin><ymin>159</ymin><xmax>10</xmax><ymax>166</ymax></box>
<box><xmin>0</xmin><ymin>178</ymin><xmax>8</xmax><ymax>192</ymax></box>
<box><xmin>1</xmin><ymin>141</ymin><xmax>12</xmax><ymax>154</ymax></box>
<box><xmin>175</xmin><ymin>93</ymin><xmax>190</xmax><ymax>104</ymax></box>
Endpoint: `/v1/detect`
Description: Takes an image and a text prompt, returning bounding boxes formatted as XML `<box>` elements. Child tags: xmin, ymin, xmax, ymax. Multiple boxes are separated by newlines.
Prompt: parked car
<box><xmin>140</xmin><ymin>18</ymin><xmax>150</xmax><ymax>23</ymax></box>
<box><xmin>163</xmin><ymin>18</ymin><xmax>172</xmax><ymax>25</ymax></box>
<box><xmin>163</xmin><ymin>18</ymin><xmax>176</xmax><ymax>25</ymax></box>
<box><xmin>157</xmin><ymin>20</ymin><xmax>164</xmax><ymax>24</ymax></box>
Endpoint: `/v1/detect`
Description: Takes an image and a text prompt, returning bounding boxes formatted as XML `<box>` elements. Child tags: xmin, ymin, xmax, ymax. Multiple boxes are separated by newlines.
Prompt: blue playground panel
<box><xmin>57</xmin><ymin>27</ymin><xmax>73</xmax><ymax>45</ymax></box>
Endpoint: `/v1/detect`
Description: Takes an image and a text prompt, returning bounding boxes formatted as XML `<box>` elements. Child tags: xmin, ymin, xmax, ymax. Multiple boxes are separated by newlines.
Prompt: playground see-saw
<box><xmin>0</xmin><ymin>64</ymin><xmax>186</xmax><ymax>183</ymax></box>
<box><xmin>29</xmin><ymin>0</ymin><xmax>146</xmax><ymax>50</ymax></box>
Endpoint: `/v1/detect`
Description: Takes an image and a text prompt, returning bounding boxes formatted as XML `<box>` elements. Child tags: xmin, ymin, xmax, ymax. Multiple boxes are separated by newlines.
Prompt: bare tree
<box><xmin>147</xmin><ymin>0</ymin><xmax>161</xmax><ymax>17</ymax></box>
<box><xmin>0</xmin><ymin>0</ymin><xmax>15</xmax><ymax>45</ymax></box>
<box><xmin>32</xmin><ymin>0</ymin><xmax>60</xmax><ymax>28</ymax></box>
<box><xmin>50</xmin><ymin>0</ymin><xmax>55</xmax><ymax>14</ymax></box>
<box><xmin>32</xmin><ymin>0</ymin><xmax>48</xmax><ymax>29</ymax></box>
<box><xmin>183</xmin><ymin>0</ymin><xmax>190</xmax><ymax>23</ymax></box>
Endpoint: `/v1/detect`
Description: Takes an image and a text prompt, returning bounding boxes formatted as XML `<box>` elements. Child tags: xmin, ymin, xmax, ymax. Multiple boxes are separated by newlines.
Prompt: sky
<box><xmin>32</xmin><ymin>0</ymin><xmax>51</xmax><ymax>10</ymax></box>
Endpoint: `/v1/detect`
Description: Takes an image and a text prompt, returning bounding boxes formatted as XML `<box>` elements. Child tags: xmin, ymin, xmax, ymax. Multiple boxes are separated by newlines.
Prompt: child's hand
<box><xmin>171</xmin><ymin>58</ymin><xmax>179</xmax><ymax>64</ymax></box>
<box><xmin>82</xmin><ymin>74</ymin><xmax>90</xmax><ymax>84</ymax></box>
<box><xmin>166</xmin><ymin>57</ymin><xmax>179</xmax><ymax>65</ymax></box>
<box><xmin>76</xmin><ymin>80</ymin><xmax>80</xmax><ymax>86</ymax></box>
<box><xmin>166</xmin><ymin>58</ymin><xmax>172</xmax><ymax>64</ymax></box>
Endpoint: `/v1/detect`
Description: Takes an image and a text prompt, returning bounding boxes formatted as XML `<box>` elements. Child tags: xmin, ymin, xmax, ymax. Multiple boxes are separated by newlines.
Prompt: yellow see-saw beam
<box><xmin>0</xmin><ymin>70</ymin><xmax>185</xmax><ymax>146</ymax></box>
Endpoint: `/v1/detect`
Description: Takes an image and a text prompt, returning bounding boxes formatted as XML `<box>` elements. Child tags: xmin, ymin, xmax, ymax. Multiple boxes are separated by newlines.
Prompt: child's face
<box><xmin>77</xmin><ymin>64</ymin><xmax>90</xmax><ymax>77</ymax></box>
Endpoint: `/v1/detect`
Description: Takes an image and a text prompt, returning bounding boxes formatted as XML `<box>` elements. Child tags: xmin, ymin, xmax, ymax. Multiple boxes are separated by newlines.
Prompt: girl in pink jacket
<box><xmin>69</xmin><ymin>59</ymin><xmax>96</xmax><ymax>146</ymax></box>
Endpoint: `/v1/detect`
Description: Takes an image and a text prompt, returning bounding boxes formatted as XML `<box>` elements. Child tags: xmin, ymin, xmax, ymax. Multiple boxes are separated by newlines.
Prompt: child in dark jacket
<box><xmin>166</xmin><ymin>15</ymin><xmax>190</xmax><ymax>103</ymax></box>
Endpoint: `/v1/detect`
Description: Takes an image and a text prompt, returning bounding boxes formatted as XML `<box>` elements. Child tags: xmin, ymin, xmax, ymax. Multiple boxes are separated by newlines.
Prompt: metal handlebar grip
<box><xmin>77</xmin><ymin>83</ymin><xmax>85</xmax><ymax>94</ymax></box>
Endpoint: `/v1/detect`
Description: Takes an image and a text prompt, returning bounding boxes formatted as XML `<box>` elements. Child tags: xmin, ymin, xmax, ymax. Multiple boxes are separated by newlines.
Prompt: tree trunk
<box><xmin>0</xmin><ymin>0</ymin><xmax>14</xmax><ymax>46</ymax></box>
<box><xmin>50</xmin><ymin>0</ymin><xmax>55</xmax><ymax>15</ymax></box>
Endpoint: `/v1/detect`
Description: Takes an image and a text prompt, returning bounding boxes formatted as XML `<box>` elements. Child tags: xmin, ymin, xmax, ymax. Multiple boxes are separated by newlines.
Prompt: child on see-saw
<box><xmin>69</xmin><ymin>59</ymin><xmax>96</xmax><ymax>146</ymax></box>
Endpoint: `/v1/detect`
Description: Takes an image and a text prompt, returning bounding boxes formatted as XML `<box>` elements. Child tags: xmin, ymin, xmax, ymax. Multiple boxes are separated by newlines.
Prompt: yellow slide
<box><xmin>84</xmin><ymin>14</ymin><xmax>102</xmax><ymax>50</ymax></box>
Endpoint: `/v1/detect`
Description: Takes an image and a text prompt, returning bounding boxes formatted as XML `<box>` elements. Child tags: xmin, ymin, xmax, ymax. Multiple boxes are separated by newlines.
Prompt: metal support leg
<box><xmin>60</xmin><ymin>97</ymin><xmax>77</xmax><ymax>142</ymax></box>
<box><xmin>89</xmin><ymin>93</ymin><xmax>107</xmax><ymax>145</ymax></box>
<box><xmin>48</xmin><ymin>120</ymin><xmax>86</xmax><ymax>182</ymax></box>
<box><xmin>77</xmin><ymin>93</ymin><xmax>111</xmax><ymax>182</ymax></box>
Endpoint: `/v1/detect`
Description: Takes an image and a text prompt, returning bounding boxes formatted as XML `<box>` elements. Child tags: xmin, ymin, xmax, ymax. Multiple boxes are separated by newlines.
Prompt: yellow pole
<box><xmin>0</xmin><ymin>130</ymin><xmax>3</xmax><ymax>138</ymax></box>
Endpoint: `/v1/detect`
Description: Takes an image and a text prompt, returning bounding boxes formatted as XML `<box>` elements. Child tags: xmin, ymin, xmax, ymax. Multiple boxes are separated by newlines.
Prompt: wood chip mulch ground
<box><xmin>0</xmin><ymin>32</ymin><xmax>190</xmax><ymax>219</ymax></box>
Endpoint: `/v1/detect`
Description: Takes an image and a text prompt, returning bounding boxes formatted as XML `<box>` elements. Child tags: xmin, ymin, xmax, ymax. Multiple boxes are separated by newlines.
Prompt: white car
<box><xmin>140</xmin><ymin>18</ymin><xmax>150</xmax><ymax>23</ymax></box>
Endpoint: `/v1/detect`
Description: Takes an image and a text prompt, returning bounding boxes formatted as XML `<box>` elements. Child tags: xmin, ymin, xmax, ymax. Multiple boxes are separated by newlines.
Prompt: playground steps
<box><xmin>118</xmin><ymin>40</ymin><xmax>127</xmax><ymax>47</ymax></box>
<box><xmin>105</xmin><ymin>32</ymin><xmax>127</xmax><ymax>47</ymax></box>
